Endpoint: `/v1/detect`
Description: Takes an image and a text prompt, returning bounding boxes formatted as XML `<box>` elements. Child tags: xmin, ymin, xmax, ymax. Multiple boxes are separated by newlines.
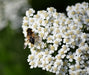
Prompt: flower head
<box><xmin>22</xmin><ymin>2</ymin><xmax>89</xmax><ymax>75</ymax></box>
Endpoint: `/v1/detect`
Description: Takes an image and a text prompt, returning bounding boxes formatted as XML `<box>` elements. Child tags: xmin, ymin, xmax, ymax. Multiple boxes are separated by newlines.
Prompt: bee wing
<box><xmin>24</xmin><ymin>42</ymin><xmax>27</xmax><ymax>49</ymax></box>
<box><xmin>24</xmin><ymin>39</ymin><xmax>29</xmax><ymax>49</ymax></box>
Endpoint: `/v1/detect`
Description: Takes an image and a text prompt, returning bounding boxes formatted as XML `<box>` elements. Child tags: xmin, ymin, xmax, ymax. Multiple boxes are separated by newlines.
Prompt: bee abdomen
<box><xmin>29</xmin><ymin>36</ymin><xmax>35</xmax><ymax>44</ymax></box>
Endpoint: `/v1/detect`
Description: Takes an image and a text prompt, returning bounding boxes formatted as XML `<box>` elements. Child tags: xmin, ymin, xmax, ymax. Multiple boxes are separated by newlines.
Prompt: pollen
<box><xmin>45</xmin><ymin>50</ymin><xmax>49</xmax><ymax>55</ymax></box>
<box><xmin>72</xmin><ymin>26</ymin><xmax>77</xmax><ymax>30</ymax></box>
<box><xmin>65</xmin><ymin>38</ymin><xmax>69</xmax><ymax>43</ymax></box>
<box><xmin>72</xmin><ymin>35</ymin><xmax>76</xmax><ymax>39</ymax></box>
<box><xmin>61</xmin><ymin>68</ymin><xmax>65</xmax><ymax>72</ymax></box>
<box><xmin>62</xmin><ymin>19</ymin><xmax>66</xmax><ymax>22</ymax></box>
<box><xmin>48</xmin><ymin>37</ymin><xmax>52</xmax><ymax>41</ymax></box>
<box><xmin>57</xmin><ymin>55</ymin><xmax>61</xmax><ymax>60</ymax></box>
<box><xmin>31</xmin><ymin>44</ymin><xmax>34</xmax><ymax>47</ymax></box>
<box><xmin>38</xmin><ymin>61</ymin><xmax>41</xmax><ymax>65</ymax></box>
<box><xmin>69</xmin><ymin>55</ymin><xmax>74</xmax><ymax>59</ymax></box>
<box><xmin>56</xmin><ymin>29</ymin><xmax>60</xmax><ymax>33</ymax></box>
<box><xmin>29</xmin><ymin>55</ymin><xmax>34</xmax><ymax>60</ymax></box>
<box><xmin>35</xmin><ymin>15</ymin><xmax>39</xmax><ymax>18</ymax></box>
<box><xmin>24</xmin><ymin>17</ymin><xmax>28</xmax><ymax>20</ymax></box>
<box><xmin>39</xmin><ymin>20</ymin><xmax>42</xmax><ymax>24</ymax></box>
<box><xmin>83</xmin><ymin>34</ymin><xmax>87</xmax><ymax>38</ymax></box>
<box><xmin>71</xmin><ymin>42</ymin><xmax>76</xmax><ymax>46</ymax></box>
<box><xmin>61</xmin><ymin>23</ymin><xmax>65</xmax><ymax>26</ymax></box>
<box><xmin>43</xmin><ymin>63</ymin><xmax>47</xmax><ymax>67</ymax></box>
<box><xmin>44</xmin><ymin>13</ymin><xmax>48</xmax><ymax>18</ymax></box>
<box><xmin>51</xmin><ymin>20</ymin><xmax>54</xmax><ymax>23</ymax></box>
<box><xmin>71</xmin><ymin>11</ymin><xmax>75</xmax><ymax>15</ymax></box>
<box><xmin>77</xmin><ymin>11</ymin><xmax>80</xmax><ymax>14</ymax></box>
<box><xmin>48</xmin><ymin>57</ymin><xmax>52</xmax><ymax>62</ymax></box>
<box><xmin>70</xmin><ymin>67</ymin><xmax>75</xmax><ymax>71</ymax></box>
<box><xmin>76</xmin><ymin>30</ymin><xmax>80</xmax><ymax>34</ymax></box>
<box><xmin>85</xmin><ymin>47</ymin><xmax>89</xmax><ymax>51</ymax></box>
<box><xmin>24</xmin><ymin>22</ymin><xmax>28</xmax><ymax>26</ymax></box>
<box><xmin>63</xmin><ymin>45</ymin><xmax>67</xmax><ymax>50</ymax></box>
<box><xmin>76</xmin><ymin>65</ymin><xmax>80</xmax><ymax>69</ymax></box>
<box><xmin>62</xmin><ymin>29</ymin><xmax>66</xmax><ymax>33</ymax></box>
<box><xmin>56</xmin><ymin>62</ymin><xmax>61</xmax><ymax>66</ymax></box>
<box><xmin>30</xmin><ymin>61</ymin><xmax>35</xmax><ymax>66</ymax></box>
<box><xmin>68</xmin><ymin>7</ymin><xmax>72</xmax><ymax>10</ymax></box>
<box><xmin>78</xmin><ymin>49</ymin><xmax>82</xmax><ymax>53</ymax></box>
<box><xmin>54</xmin><ymin>41</ymin><xmax>59</xmax><ymax>44</ymax></box>
<box><xmin>30</xmin><ymin>19</ymin><xmax>34</xmax><ymax>22</ymax></box>
<box><xmin>57</xmin><ymin>34</ymin><xmax>62</xmax><ymax>39</ymax></box>
<box><xmin>44</xmin><ymin>28</ymin><xmax>47</xmax><ymax>32</ymax></box>
<box><xmin>67</xmin><ymin>27</ymin><xmax>70</xmax><ymax>30</ymax></box>
<box><xmin>47</xmin><ymin>65</ymin><xmax>51</xmax><ymax>69</ymax></box>
<box><xmin>55</xmin><ymin>20</ymin><xmax>59</xmax><ymax>24</ymax></box>
<box><xmin>65</xmin><ymin>33</ymin><xmax>69</xmax><ymax>36</ymax></box>
<box><xmin>85</xmin><ymin>19</ymin><xmax>89</xmax><ymax>22</ymax></box>
<box><xmin>60</xmin><ymin>51</ymin><xmax>64</xmax><ymax>55</ymax></box>
<box><xmin>33</xmin><ymin>24</ymin><xmax>37</xmax><ymax>28</ymax></box>
<box><xmin>49</xmin><ymin>8</ymin><xmax>53</xmax><ymax>12</ymax></box>
<box><xmin>50</xmin><ymin>45</ymin><xmax>55</xmax><ymax>50</ymax></box>
<box><xmin>28</xmin><ymin>10</ymin><xmax>32</xmax><ymax>14</ymax></box>
<box><xmin>38</xmin><ymin>54</ymin><xmax>43</xmax><ymax>59</ymax></box>
<box><xmin>40</xmin><ymin>33</ymin><xmax>44</xmax><ymax>37</ymax></box>
<box><xmin>55</xmin><ymin>12</ymin><xmax>59</xmax><ymax>16</ymax></box>
<box><xmin>67</xmin><ymin>20</ymin><xmax>71</xmax><ymax>24</ymax></box>
<box><xmin>77</xmin><ymin>57</ymin><xmax>81</xmax><ymax>61</ymax></box>
<box><xmin>45</xmin><ymin>20</ymin><xmax>48</xmax><ymax>24</ymax></box>
<box><xmin>80</xmin><ymin>42</ymin><xmax>85</xmax><ymax>46</ymax></box>
<box><xmin>38</xmin><ymin>27</ymin><xmax>41</xmax><ymax>31</ymax></box>
<box><xmin>53</xmin><ymin>67</ymin><xmax>57</xmax><ymax>71</ymax></box>
<box><xmin>70</xmin><ymin>73</ymin><xmax>74</xmax><ymax>75</ymax></box>
<box><xmin>78</xmin><ymin>18</ymin><xmax>81</xmax><ymax>22</ymax></box>
<box><xmin>69</xmin><ymin>31</ymin><xmax>73</xmax><ymax>35</ymax></box>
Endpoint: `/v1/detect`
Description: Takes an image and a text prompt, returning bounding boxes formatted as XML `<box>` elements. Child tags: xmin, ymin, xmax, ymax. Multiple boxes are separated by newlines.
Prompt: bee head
<box><xmin>27</xmin><ymin>28</ymin><xmax>32</xmax><ymax>32</ymax></box>
<box><xmin>27</xmin><ymin>28</ymin><xmax>33</xmax><ymax>35</ymax></box>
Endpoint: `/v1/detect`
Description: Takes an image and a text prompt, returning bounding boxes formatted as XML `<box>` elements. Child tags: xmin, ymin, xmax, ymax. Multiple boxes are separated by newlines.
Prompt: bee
<box><xmin>24</xmin><ymin>28</ymin><xmax>35</xmax><ymax>49</ymax></box>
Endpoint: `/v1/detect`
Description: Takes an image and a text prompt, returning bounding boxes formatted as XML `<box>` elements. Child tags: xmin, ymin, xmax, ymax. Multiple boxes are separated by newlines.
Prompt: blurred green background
<box><xmin>0</xmin><ymin>0</ymin><xmax>89</xmax><ymax>75</ymax></box>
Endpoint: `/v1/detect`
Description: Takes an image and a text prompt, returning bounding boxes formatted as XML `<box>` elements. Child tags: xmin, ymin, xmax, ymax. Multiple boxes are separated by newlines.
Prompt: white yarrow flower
<box><xmin>22</xmin><ymin>2</ymin><xmax>89</xmax><ymax>75</ymax></box>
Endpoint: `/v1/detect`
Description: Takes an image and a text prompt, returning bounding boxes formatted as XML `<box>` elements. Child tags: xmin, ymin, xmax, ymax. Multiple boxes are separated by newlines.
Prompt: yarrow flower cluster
<box><xmin>22</xmin><ymin>2</ymin><xmax>89</xmax><ymax>75</ymax></box>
